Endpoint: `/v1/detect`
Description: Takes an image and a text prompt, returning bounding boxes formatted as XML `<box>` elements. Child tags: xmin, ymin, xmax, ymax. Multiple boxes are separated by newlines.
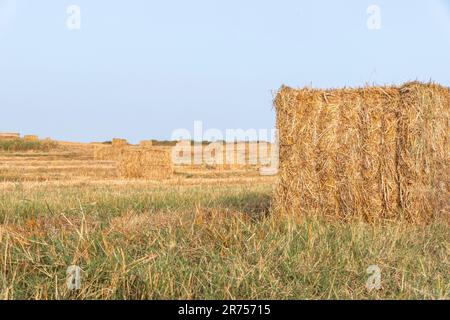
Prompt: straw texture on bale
<box><xmin>118</xmin><ymin>149</ymin><xmax>173</xmax><ymax>180</ymax></box>
<box><xmin>274</xmin><ymin>82</ymin><xmax>449</xmax><ymax>223</ymax></box>
<box><xmin>23</xmin><ymin>135</ymin><xmax>39</xmax><ymax>141</ymax></box>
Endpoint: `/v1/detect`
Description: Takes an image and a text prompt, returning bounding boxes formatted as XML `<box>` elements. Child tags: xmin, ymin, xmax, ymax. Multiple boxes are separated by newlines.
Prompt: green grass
<box><xmin>0</xmin><ymin>139</ymin><xmax>57</xmax><ymax>152</ymax></box>
<box><xmin>0</xmin><ymin>182</ymin><xmax>448</xmax><ymax>299</ymax></box>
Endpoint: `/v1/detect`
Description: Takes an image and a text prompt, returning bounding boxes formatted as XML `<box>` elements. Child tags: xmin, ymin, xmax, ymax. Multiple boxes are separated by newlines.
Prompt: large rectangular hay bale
<box><xmin>118</xmin><ymin>148</ymin><xmax>173</xmax><ymax>180</ymax></box>
<box><xmin>274</xmin><ymin>82</ymin><xmax>449</xmax><ymax>222</ymax></box>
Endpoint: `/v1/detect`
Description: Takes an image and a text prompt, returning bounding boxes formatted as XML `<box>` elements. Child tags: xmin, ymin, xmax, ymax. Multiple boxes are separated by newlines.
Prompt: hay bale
<box><xmin>0</xmin><ymin>133</ymin><xmax>20</xmax><ymax>140</ymax></box>
<box><xmin>23</xmin><ymin>135</ymin><xmax>39</xmax><ymax>141</ymax></box>
<box><xmin>112</xmin><ymin>138</ymin><xmax>128</xmax><ymax>147</ymax></box>
<box><xmin>118</xmin><ymin>148</ymin><xmax>173</xmax><ymax>180</ymax></box>
<box><xmin>140</xmin><ymin>140</ymin><xmax>153</xmax><ymax>148</ymax></box>
<box><xmin>274</xmin><ymin>82</ymin><xmax>449</xmax><ymax>223</ymax></box>
<box><xmin>397</xmin><ymin>82</ymin><xmax>450</xmax><ymax>221</ymax></box>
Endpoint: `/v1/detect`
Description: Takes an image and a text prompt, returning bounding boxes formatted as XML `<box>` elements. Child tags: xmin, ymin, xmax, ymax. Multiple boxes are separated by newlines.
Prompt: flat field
<box><xmin>0</xmin><ymin>141</ymin><xmax>448</xmax><ymax>299</ymax></box>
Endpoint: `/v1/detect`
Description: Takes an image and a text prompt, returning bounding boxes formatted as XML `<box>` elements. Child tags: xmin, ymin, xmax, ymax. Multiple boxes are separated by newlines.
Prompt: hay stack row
<box><xmin>274</xmin><ymin>82</ymin><xmax>449</xmax><ymax>223</ymax></box>
<box><xmin>118</xmin><ymin>149</ymin><xmax>173</xmax><ymax>180</ymax></box>
<box><xmin>172</xmin><ymin>141</ymin><xmax>276</xmax><ymax>168</ymax></box>
<box><xmin>0</xmin><ymin>133</ymin><xmax>20</xmax><ymax>140</ymax></box>
<box><xmin>0</xmin><ymin>133</ymin><xmax>40</xmax><ymax>142</ymax></box>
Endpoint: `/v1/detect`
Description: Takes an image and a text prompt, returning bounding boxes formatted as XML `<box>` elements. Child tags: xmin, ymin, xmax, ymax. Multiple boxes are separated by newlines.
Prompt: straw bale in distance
<box><xmin>112</xmin><ymin>138</ymin><xmax>128</xmax><ymax>147</ymax></box>
<box><xmin>140</xmin><ymin>140</ymin><xmax>153</xmax><ymax>148</ymax></box>
<box><xmin>0</xmin><ymin>133</ymin><xmax>20</xmax><ymax>140</ymax></box>
<box><xmin>118</xmin><ymin>148</ymin><xmax>173</xmax><ymax>180</ymax></box>
<box><xmin>23</xmin><ymin>135</ymin><xmax>39</xmax><ymax>141</ymax></box>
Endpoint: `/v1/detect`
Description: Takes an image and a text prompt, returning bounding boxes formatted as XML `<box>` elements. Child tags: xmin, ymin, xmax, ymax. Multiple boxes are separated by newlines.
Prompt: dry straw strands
<box><xmin>274</xmin><ymin>82</ymin><xmax>449</xmax><ymax>223</ymax></box>
<box><xmin>118</xmin><ymin>148</ymin><xmax>173</xmax><ymax>180</ymax></box>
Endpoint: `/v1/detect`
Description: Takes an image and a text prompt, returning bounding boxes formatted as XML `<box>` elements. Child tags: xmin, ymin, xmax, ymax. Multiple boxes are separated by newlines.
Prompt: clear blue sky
<box><xmin>1</xmin><ymin>0</ymin><xmax>449</xmax><ymax>143</ymax></box>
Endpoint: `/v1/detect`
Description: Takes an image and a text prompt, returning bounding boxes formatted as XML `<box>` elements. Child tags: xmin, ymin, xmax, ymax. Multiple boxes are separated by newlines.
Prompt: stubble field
<box><xmin>0</xmin><ymin>140</ymin><xmax>448</xmax><ymax>299</ymax></box>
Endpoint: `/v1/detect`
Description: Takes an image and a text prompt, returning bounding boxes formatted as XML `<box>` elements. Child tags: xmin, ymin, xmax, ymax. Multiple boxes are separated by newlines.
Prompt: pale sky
<box><xmin>1</xmin><ymin>0</ymin><xmax>449</xmax><ymax>143</ymax></box>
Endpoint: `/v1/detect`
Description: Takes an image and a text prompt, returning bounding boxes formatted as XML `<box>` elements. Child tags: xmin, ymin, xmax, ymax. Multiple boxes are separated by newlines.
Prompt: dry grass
<box><xmin>0</xmin><ymin>181</ymin><xmax>447</xmax><ymax>299</ymax></box>
<box><xmin>274</xmin><ymin>82</ymin><xmax>449</xmax><ymax>223</ymax></box>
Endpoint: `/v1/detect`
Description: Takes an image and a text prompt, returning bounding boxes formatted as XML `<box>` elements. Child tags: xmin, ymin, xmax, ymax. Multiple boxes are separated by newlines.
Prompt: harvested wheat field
<box><xmin>0</xmin><ymin>83</ymin><xmax>449</xmax><ymax>300</ymax></box>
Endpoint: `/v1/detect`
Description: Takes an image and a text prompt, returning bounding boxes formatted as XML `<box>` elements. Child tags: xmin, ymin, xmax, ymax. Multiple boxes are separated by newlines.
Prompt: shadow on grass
<box><xmin>213</xmin><ymin>191</ymin><xmax>272</xmax><ymax>218</ymax></box>
<box><xmin>91</xmin><ymin>189</ymin><xmax>274</xmax><ymax>221</ymax></box>
<box><xmin>1</xmin><ymin>187</ymin><xmax>274</xmax><ymax>223</ymax></box>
